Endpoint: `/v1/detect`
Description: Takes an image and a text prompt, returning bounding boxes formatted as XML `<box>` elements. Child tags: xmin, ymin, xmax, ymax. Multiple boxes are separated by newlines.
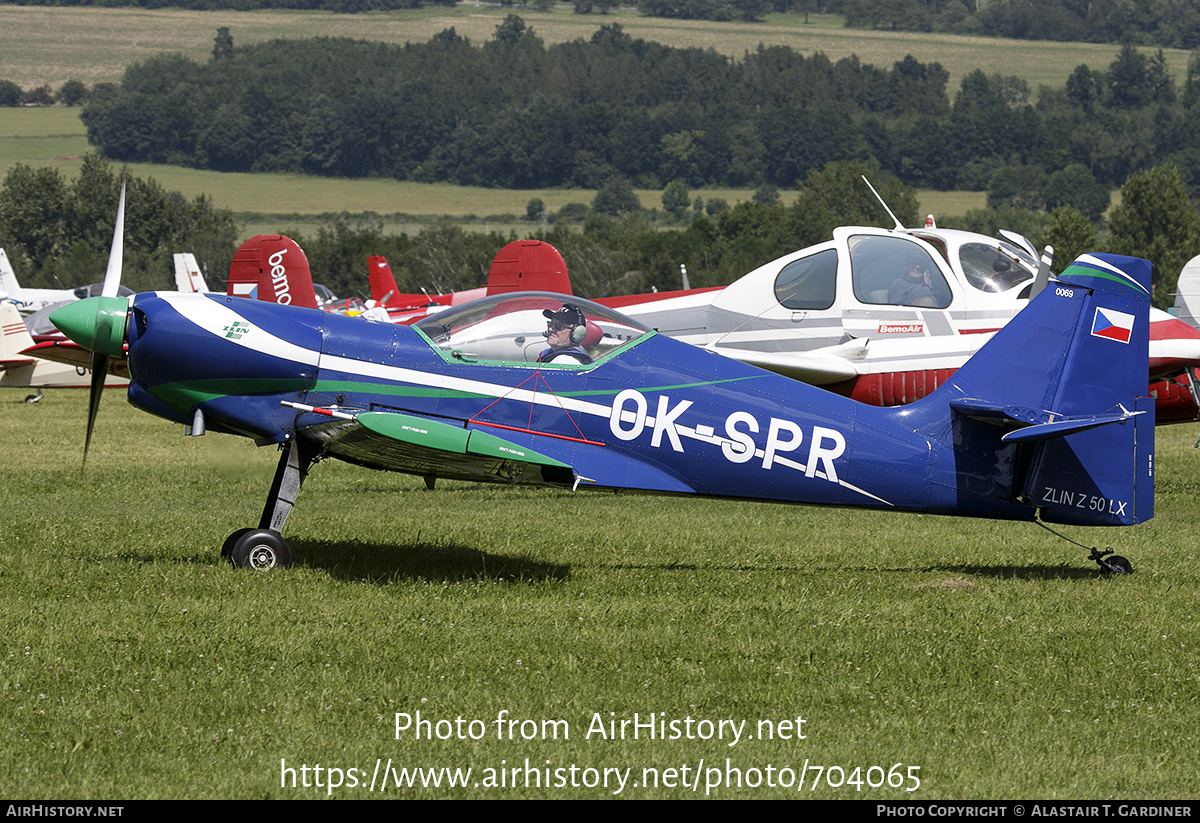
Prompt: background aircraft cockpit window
<box><xmin>414</xmin><ymin>292</ymin><xmax>652</xmax><ymax>365</ymax></box>
<box><xmin>849</xmin><ymin>235</ymin><xmax>951</xmax><ymax>309</ymax></box>
<box><xmin>774</xmin><ymin>249</ymin><xmax>837</xmax><ymax>310</ymax></box>
<box><xmin>957</xmin><ymin>242</ymin><xmax>1036</xmax><ymax>293</ymax></box>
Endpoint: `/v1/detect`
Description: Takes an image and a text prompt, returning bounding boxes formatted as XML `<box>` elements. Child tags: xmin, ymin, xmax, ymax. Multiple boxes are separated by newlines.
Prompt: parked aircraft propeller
<box><xmin>52</xmin><ymin>178</ymin><xmax>130</xmax><ymax>467</ymax></box>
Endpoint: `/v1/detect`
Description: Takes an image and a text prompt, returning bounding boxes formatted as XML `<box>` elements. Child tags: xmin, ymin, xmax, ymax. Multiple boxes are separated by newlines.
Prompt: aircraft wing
<box><xmin>0</xmin><ymin>357</ymin><xmax>36</xmax><ymax>371</ymax></box>
<box><xmin>292</xmin><ymin>406</ymin><xmax>577</xmax><ymax>487</ymax></box>
<box><xmin>20</xmin><ymin>339</ymin><xmax>131</xmax><ymax>378</ymax></box>
<box><xmin>287</xmin><ymin>402</ymin><xmax>700</xmax><ymax>495</ymax></box>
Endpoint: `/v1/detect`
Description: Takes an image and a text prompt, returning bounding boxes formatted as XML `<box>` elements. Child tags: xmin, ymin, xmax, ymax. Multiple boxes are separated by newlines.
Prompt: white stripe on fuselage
<box><xmin>162</xmin><ymin>295</ymin><xmax>888</xmax><ymax>504</ymax></box>
<box><xmin>161</xmin><ymin>294</ymin><xmax>321</xmax><ymax>367</ymax></box>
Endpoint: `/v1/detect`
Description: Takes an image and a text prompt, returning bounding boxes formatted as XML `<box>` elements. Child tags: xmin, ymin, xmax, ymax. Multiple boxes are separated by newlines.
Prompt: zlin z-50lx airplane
<box><xmin>54</xmin><ymin>184</ymin><xmax>1153</xmax><ymax>575</ymax></box>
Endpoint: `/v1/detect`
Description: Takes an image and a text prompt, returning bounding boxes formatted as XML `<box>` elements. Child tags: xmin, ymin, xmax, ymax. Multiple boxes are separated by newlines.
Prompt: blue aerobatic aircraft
<box><xmin>52</xmin><ymin>186</ymin><xmax>1154</xmax><ymax>574</ymax></box>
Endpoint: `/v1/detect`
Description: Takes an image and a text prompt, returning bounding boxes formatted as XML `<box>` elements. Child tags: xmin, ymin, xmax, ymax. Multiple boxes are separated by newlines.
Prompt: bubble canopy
<box><xmin>414</xmin><ymin>291</ymin><xmax>653</xmax><ymax>365</ymax></box>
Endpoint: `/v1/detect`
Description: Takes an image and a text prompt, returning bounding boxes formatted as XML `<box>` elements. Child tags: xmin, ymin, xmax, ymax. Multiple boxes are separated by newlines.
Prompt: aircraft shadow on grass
<box><xmin>112</xmin><ymin>541</ymin><xmax>570</xmax><ymax>583</ymax></box>
<box><xmin>602</xmin><ymin>560</ymin><xmax>1102</xmax><ymax>581</ymax></box>
<box><xmin>261</xmin><ymin>540</ymin><xmax>571</xmax><ymax>584</ymax></box>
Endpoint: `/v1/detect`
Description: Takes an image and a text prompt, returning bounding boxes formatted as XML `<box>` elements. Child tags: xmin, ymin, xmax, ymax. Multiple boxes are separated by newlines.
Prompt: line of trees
<box><xmin>79</xmin><ymin>20</ymin><xmax>1200</xmax><ymax>207</ymax></box>
<box><xmin>3</xmin><ymin>0</ymin><xmax>455</xmax><ymax>12</ymax></box>
<box><xmin>0</xmin><ymin>79</ymin><xmax>94</xmax><ymax>107</ymax></box>
<box><xmin>283</xmin><ymin>160</ymin><xmax>1200</xmax><ymax>311</ymax></box>
<box><xmin>2</xmin><ymin>156</ymin><xmax>1195</xmax><ymax>309</ymax></box>
<box><xmin>834</xmin><ymin>0</ymin><xmax>1200</xmax><ymax>50</ymax></box>
<box><xmin>0</xmin><ymin>156</ymin><xmax>238</xmax><ymax>294</ymax></box>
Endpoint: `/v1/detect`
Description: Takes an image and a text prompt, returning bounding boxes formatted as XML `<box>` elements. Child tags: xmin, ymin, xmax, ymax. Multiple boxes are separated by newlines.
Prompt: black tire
<box><xmin>229</xmin><ymin>529</ymin><xmax>292</xmax><ymax>570</ymax></box>
<box><xmin>221</xmin><ymin>528</ymin><xmax>253</xmax><ymax>559</ymax></box>
<box><xmin>1103</xmin><ymin>555</ymin><xmax>1133</xmax><ymax>575</ymax></box>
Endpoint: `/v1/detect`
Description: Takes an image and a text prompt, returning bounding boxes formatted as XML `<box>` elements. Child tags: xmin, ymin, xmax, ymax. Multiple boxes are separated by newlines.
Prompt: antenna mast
<box><xmin>861</xmin><ymin>175</ymin><xmax>905</xmax><ymax>231</ymax></box>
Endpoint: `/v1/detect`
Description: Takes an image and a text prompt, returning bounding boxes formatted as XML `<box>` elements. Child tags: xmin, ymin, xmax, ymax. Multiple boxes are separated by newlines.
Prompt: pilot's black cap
<box><xmin>543</xmin><ymin>304</ymin><xmax>585</xmax><ymax>327</ymax></box>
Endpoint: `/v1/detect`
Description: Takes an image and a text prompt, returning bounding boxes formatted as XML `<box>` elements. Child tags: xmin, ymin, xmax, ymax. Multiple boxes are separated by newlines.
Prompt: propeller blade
<box><xmin>1029</xmin><ymin>245</ymin><xmax>1054</xmax><ymax>300</ymax></box>
<box><xmin>83</xmin><ymin>350</ymin><xmax>108</xmax><ymax>468</ymax></box>
<box><xmin>55</xmin><ymin>176</ymin><xmax>128</xmax><ymax>468</ymax></box>
<box><xmin>101</xmin><ymin>177</ymin><xmax>126</xmax><ymax>299</ymax></box>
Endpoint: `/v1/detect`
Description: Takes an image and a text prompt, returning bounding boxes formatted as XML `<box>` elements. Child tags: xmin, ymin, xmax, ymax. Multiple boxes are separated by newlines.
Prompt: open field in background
<box><xmin>0</xmin><ymin>5</ymin><xmax>1189</xmax><ymax>100</ymax></box>
<box><xmin>2</xmin><ymin>385</ymin><xmax>1198</xmax><ymax>798</ymax></box>
<box><xmin>0</xmin><ymin>108</ymin><xmax>985</xmax><ymax>243</ymax></box>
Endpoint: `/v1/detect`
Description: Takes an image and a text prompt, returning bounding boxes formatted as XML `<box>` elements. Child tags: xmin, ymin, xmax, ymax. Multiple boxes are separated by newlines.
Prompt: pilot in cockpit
<box><xmin>539</xmin><ymin>304</ymin><xmax>595</xmax><ymax>365</ymax></box>
<box><xmin>888</xmin><ymin>252</ymin><xmax>949</xmax><ymax>308</ymax></box>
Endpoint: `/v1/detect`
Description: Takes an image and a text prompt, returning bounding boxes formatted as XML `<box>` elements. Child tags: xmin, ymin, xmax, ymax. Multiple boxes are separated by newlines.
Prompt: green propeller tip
<box><xmin>51</xmin><ymin>296</ymin><xmax>129</xmax><ymax>357</ymax></box>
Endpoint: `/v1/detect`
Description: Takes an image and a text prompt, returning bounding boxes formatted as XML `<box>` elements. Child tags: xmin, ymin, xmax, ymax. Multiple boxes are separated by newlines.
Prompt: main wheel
<box><xmin>221</xmin><ymin>528</ymin><xmax>253</xmax><ymax>559</ymax></box>
<box><xmin>229</xmin><ymin>529</ymin><xmax>292</xmax><ymax>570</ymax></box>
<box><xmin>1102</xmin><ymin>555</ymin><xmax>1133</xmax><ymax>575</ymax></box>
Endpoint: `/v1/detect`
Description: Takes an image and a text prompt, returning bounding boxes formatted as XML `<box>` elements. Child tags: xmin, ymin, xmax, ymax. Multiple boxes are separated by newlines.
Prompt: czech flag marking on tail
<box><xmin>1092</xmin><ymin>307</ymin><xmax>1135</xmax><ymax>343</ymax></box>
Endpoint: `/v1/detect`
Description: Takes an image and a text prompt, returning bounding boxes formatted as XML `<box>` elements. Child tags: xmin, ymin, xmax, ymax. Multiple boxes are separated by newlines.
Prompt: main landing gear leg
<box><xmin>223</xmin><ymin>436</ymin><xmax>318</xmax><ymax>569</ymax></box>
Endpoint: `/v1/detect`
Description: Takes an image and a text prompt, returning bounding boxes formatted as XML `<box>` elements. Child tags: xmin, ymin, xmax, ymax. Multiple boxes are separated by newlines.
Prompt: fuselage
<box><xmin>121</xmin><ymin>291</ymin><xmax>1036</xmax><ymax>522</ymax></box>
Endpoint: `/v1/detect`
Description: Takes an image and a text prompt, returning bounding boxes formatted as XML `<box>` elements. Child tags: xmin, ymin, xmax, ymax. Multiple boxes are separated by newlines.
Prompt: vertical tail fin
<box><xmin>368</xmin><ymin>255</ymin><xmax>402</xmax><ymax>306</ymax></box>
<box><xmin>0</xmin><ymin>301</ymin><xmax>36</xmax><ymax>363</ymax></box>
<box><xmin>486</xmin><ymin>240</ymin><xmax>571</xmax><ymax>296</ymax></box>
<box><xmin>173</xmin><ymin>253</ymin><xmax>209</xmax><ymax>294</ymax></box>
<box><xmin>226</xmin><ymin>236</ymin><xmax>319</xmax><ymax>310</ymax></box>
<box><xmin>1173</xmin><ymin>253</ymin><xmax>1200</xmax><ymax>329</ymax></box>
<box><xmin>0</xmin><ymin>248</ymin><xmax>20</xmax><ymax>299</ymax></box>
<box><xmin>927</xmin><ymin>253</ymin><xmax>1153</xmax><ymax>526</ymax></box>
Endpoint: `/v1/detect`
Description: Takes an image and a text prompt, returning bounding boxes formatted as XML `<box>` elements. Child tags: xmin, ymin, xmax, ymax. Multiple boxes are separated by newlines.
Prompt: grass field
<box><xmin>0</xmin><ymin>5</ymin><xmax>1189</xmax><ymax>99</ymax></box>
<box><xmin>2</xmin><ymin>385</ymin><xmax>1197</xmax><ymax>798</ymax></box>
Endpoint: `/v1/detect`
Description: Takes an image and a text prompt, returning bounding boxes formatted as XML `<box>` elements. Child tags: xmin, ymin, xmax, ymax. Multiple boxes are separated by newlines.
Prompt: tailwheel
<box><xmin>228</xmin><ymin>529</ymin><xmax>293</xmax><ymax>570</ymax></box>
<box><xmin>1088</xmin><ymin>547</ymin><xmax>1133</xmax><ymax>576</ymax></box>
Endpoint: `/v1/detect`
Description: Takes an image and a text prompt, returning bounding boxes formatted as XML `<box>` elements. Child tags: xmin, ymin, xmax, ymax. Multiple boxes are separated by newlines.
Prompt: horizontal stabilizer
<box><xmin>949</xmin><ymin>397</ymin><xmax>1144</xmax><ymax>442</ymax></box>
<box><xmin>949</xmin><ymin>398</ymin><xmax>1055</xmax><ymax>427</ymax></box>
<box><xmin>0</xmin><ymin>357</ymin><xmax>36</xmax><ymax>371</ymax></box>
<box><xmin>1000</xmin><ymin>408</ymin><xmax>1144</xmax><ymax>444</ymax></box>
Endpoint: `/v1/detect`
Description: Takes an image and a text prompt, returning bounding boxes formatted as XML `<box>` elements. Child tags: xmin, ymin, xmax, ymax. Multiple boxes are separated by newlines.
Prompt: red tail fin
<box><xmin>486</xmin><ymin>240</ymin><xmax>571</xmax><ymax>296</ymax></box>
<box><xmin>226</xmin><ymin>235</ymin><xmax>319</xmax><ymax>310</ymax></box>
<box><xmin>367</xmin><ymin>255</ymin><xmax>402</xmax><ymax>305</ymax></box>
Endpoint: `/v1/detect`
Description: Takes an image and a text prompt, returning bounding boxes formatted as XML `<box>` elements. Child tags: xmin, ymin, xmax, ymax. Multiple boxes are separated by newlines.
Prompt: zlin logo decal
<box><xmin>223</xmin><ymin>320</ymin><xmax>251</xmax><ymax>340</ymax></box>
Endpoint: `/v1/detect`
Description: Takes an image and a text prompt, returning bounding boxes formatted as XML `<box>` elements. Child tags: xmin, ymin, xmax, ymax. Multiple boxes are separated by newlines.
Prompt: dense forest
<box><xmin>79</xmin><ymin>19</ymin><xmax>1200</xmax><ymax>207</ymax></box>
<box><xmin>3</xmin><ymin>0</ymin><xmax>1200</xmax><ymax>47</ymax></box>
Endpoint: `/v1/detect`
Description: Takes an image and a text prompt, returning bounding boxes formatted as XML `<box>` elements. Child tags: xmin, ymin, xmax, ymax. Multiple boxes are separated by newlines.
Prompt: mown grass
<box><xmin>2</xmin><ymin>386</ymin><xmax>1198</xmax><ymax>798</ymax></box>
<box><xmin>0</xmin><ymin>6</ymin><xmax>1188</xmax><ymax>97</ymax></box>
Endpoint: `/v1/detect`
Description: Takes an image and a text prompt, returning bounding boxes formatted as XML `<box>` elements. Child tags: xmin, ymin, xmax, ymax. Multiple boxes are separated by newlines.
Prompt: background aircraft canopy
<box><xmin>910</xmin><ymin>231</ymin><xmax>1037</xmax><ymax>294</ymax></box>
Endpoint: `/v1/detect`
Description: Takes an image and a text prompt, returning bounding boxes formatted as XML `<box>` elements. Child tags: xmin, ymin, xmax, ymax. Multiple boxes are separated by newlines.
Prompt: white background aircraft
<box><xmin>0</xmin><ymin>247</ymin><xmax>133</xmax><ymax>313</ymax></box>
<box><xmin>608</xmin><ymin>223</ymin><xmax>1200</xmax><ymax>417</ymax></box>
<box><xmin>0</xmin><ymin>301</ymin><xmax>127</xmax><ymax>388</ymax></box>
